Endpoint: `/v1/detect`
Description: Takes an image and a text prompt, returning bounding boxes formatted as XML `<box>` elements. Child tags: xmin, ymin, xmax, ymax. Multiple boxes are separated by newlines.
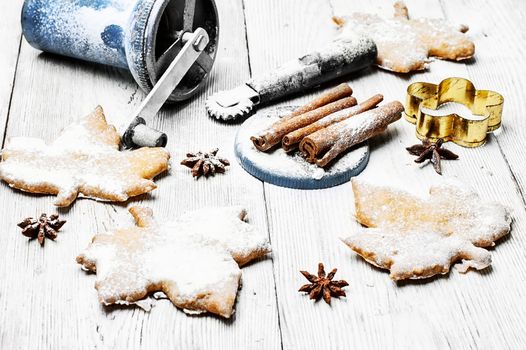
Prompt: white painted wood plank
<box><xmin>244</xmin><ymin>0</ymin><xmax>526</xmax><ymax>348</ymax></box>
<box><xmin>243</xmin><ymin>0</ymin><xmax>383</xmax><ymax>348</ymax></box>
<box><xmin>438</xmin><ymin>0</ymin><xmax>526</xmax><ymax>203</ymax></box>
<box><xmin>0</xmin><ymin>0</ymin><xmax>23</xmax><ymax>143</ymax></box>
<box><xmin>0</xmin><ymin>0</ymin><xmax>281</xmax><ymax>349</ymax></box>
<box><xmin>2</xmin><ymin>0</ymin><xmax>526</xmax><ymax>348</ymax></box>
<box><xmin>335</xmin><ymin>1</ymin><xmax>526</xmax><ymax>348</ymax></box>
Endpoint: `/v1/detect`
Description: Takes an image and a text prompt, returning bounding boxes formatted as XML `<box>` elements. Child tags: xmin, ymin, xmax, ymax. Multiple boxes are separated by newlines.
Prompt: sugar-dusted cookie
<box><xmin>0</xmin><ymin>106</ymin><xmax>169</xmax><ymax>206</ymax></box>
<box><xmin>76</xmin><ymin>206</ymin><xmax>270</xmax><ymax>318</ymax></box>
<box><xmin>342</xmin><ymin>178</ymin><xmax>511</xmax><ymax>280</ymax></box>
<box><xmin>334</xmin><ymin>1</ymin><xmax>475</xmax><ymax>73</ymax></box>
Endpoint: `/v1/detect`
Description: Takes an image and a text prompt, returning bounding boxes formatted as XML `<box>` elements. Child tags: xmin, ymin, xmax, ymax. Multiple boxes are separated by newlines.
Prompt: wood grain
<box><xmin>1</xmin><ymin>0</ymin><xmax>526</xmax><ymax>349</ymax></box>
<box><xmin>244</xmin><ymin>0</ymin><xmax>526</xmax><ymax>349</ymax></box>
<box><xmin>0</xmin><ymin>0</ymin><xmax>280</xmax><ymax>349</ymax></box>
<box><xmin>438</xmin><ymin>0</ymin><xmax>526</xmax><ymax>204</ymax></box>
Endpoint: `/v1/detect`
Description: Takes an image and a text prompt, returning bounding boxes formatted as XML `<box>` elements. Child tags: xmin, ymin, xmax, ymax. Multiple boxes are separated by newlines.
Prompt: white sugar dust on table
<box><xmin>2</xmin><ymin>0</ymin><xmax>526</xmax><ymax>349</ymax></box>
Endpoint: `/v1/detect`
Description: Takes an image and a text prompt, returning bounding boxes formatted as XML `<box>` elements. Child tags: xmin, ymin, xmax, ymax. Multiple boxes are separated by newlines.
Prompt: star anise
<box><xmin>18</xmin><ymin>213</ymin><xmax>66</xmax><ymax>246</ymax></box>
<box><xmin>181</xmin><ymin>148</ymin><xmax>230</xmax><ymax>179</ymax></box>
<box><xmin>298</xmin><ymin>263</ymin><xmax>349</xmax><ymax>304</ymax></box>
<box><xmin>406</xmin><ymin>138</ymin><xmax>458</xmax><ymax>175</ymax></box>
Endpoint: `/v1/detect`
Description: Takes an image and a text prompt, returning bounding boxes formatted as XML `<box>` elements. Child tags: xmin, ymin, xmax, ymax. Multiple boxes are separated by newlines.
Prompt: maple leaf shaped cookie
<box><xmin>76</xmin><ymin>206</ymin><xmax>270</xmax><ymax>318</ymax></box>
<box><xmin>0</xmin><ymin>106</ymin><xmax>169</xmax><ymax>206</ymax></box>
<box><xmin>342</xmin><ymin>178</ymin><xmax>511</xmax><ymax>280</ymax></box>
<box><xmin>334</xmin><ymin>1</ymin><xmax>475</xmax><ymax>73</ymax></box>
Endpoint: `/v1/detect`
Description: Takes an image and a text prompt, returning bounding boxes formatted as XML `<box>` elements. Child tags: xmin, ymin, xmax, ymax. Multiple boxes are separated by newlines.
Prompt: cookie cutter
<box><xmin>404</xmin><ymin>77</ymin><xmax>504</xmax><ymax>147</ymax></box>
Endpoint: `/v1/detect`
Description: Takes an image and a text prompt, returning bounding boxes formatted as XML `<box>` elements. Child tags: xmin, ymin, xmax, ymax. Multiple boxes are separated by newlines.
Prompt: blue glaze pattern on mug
<box><xmin>21</xmin><ymin>0</ymin><xmax>134</xmax><ymax>68</ymax></box>
<box><xmin>21</xmin><ymin>0</ymin><xmax>220</xmax><ymax>102</ymax></box>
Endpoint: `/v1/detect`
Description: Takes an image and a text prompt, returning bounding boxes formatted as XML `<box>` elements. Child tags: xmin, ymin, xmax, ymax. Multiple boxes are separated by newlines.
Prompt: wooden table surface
<box><xmin>1</xmin><ymin>0</ymin><xmax>526</xmax><ymax>349</ymax></box>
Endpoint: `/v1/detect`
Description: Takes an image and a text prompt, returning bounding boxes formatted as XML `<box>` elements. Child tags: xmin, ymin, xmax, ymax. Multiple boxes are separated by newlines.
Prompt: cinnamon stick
<box><xmin>300</xmin><ymin>101</ymin><xmax>404</xmax><ymax>168</ymax></box>
<box><xmin>250</xmin><ymin>84</ymin><xmax>354</xmax><ymax>151</ymax></box>
<box><xmin>281</xmin><ymin>83</ymin><xmax>353</xmax><ymax>122</ymax></box>
<box><xmin>282</xmin><ymin>94</ymin><xmax>384</xmax><ymax>152</ymax></box>
<box><xmin>251</xmin><ymin>96</ymin><xmax>357</xmax><ymax>151</ymax></box>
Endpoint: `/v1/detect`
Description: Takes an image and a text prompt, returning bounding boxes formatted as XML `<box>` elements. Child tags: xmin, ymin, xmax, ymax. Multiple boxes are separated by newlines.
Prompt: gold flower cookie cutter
<box><xmin>404</xmin><ymin>77</ymin><xmax>504</xmax><ymax>147</ymax></box>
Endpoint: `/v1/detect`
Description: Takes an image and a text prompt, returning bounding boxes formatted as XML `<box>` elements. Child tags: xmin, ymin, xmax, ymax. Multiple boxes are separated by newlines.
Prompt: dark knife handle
<box><xmin>247</xmin><ymin>37</ymin><xmax>377</xmax><ymax>104</ymax></box>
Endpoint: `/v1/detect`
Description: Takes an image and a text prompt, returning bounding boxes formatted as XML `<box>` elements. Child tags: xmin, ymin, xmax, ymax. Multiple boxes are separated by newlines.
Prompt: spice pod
<box><xmin>404</xmin><ymin>77</ymin><xmax>504</xmax><ymax>147</ymax></box>
<box><xmin>234</xmin><ymin>107</ymin><xmax>369</xmax><ymax>189</ymax></box>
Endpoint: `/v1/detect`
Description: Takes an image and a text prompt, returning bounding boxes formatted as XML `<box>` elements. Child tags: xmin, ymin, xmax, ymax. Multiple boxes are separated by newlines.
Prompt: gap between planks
<box><xmin>244</xmin><ymin>0</ymin><xmax>526</xmax><ymax>349</ymax></box>
<box><xmin>0</xmin><ymin>0</ymin><xmax>24</xmax><ymax>146</ymax></box>
<box><xmin>1</xmin><ymin>37</ymin><xmax>22</xmax><ymax>148</ymax></box>
<box><xmin>0</xmin><ymin>0</ymin><xmax>281</xmax><ymax>348</ymax></box>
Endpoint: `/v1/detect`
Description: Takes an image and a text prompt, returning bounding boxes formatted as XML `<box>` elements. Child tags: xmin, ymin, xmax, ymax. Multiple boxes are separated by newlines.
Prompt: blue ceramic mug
<box><xmin>21</xmin><ymin>0</ymin><xmax>219</xmax><ymax>101</ymax></box>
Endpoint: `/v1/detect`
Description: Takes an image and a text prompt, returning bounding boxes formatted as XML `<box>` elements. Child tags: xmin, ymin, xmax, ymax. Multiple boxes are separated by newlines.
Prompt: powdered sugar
<box><xmin>248</xmin><ymin>36</ymin><xmax>376</xmax><ymax>102</ymax></box>
<box><xmin>74</xmin><ymin>5</ymin><xmax>129</xmax><ymax>52</ymax></box>
<box><xmin>342</xmin><ymin>178</ymin><xmax>511</xmax><ymax>280</ymax></box>
<box><xmin>0</xmin><ymin>137</ymin><xmax>129</xmax><ymax>203</ymax></box>
<box><xmin>329</xmin><ymin>106</ymin><xmax>388</xmax><ymax>141</ymax></box>
<box><xmin>343</xmin><ymin>227</ymin><xmax>492</xmax><ymax>280</ymax></box>
<box><xmin>337</xmin><ymin>13</ymin><xmax>428</xmax><ymax>72</ymax></box>
<box><xmin>25</xmin><ymin>0</ymin><xmax>132</xmax><ymax>67</ymax></box>
<box><xmin>335</xmin><ymin>4</ymin><xmax>474</xmax><ymax>72</ymax></box>
<box><xmin>77</xmin><ymin>206</ymin><xmax>271</xmax><ymax>318</ymax></box>
<box><xmin>0</xmin><ymin>107</ymin><xmax>169</xmax><ymax>206</ymax></box>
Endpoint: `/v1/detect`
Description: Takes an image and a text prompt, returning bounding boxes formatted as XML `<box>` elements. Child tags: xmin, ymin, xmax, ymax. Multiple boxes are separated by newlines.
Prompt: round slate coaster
<box><xmin>234</xmin><ymin>107</ymin><xmax>369</xmax><ymax>189</ymax></box>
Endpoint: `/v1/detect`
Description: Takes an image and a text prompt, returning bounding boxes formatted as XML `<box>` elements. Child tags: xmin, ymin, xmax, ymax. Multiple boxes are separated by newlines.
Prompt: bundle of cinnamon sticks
<box><xmin>250</xmin><ymin>83</ymin><xmax>404</xmax><ymax>167</ymax></box>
